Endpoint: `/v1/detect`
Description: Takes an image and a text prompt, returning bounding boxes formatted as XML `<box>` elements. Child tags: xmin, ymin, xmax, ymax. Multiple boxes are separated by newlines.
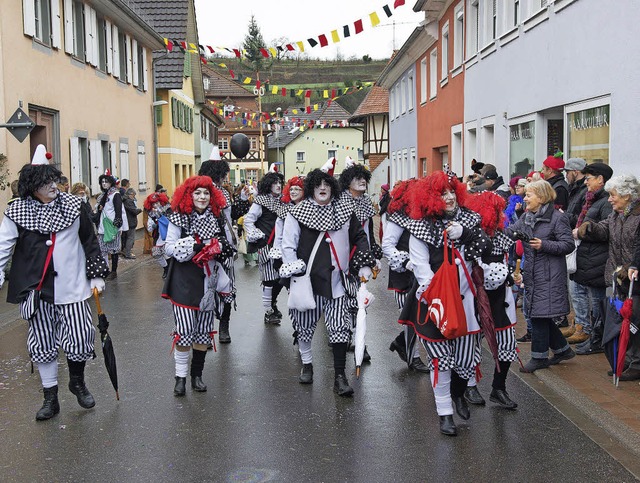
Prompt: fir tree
<box><xmin>242</xmin><ymin>15</ymin><xmax>269</xmax><ymax>73</ymax></box>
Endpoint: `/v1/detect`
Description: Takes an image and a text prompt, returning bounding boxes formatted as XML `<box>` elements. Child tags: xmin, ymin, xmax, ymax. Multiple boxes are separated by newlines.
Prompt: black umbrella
<box><xmin>93</xmin><ymin>289</ymin><xmax>119</xmax><ymax>400</ymax></box>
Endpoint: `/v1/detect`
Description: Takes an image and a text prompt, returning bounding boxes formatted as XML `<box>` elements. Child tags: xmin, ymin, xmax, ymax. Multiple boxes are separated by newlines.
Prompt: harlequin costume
<box><xmin>96</xmin><ymin>172</ymin><xmax>128</xmax><ymax>279</ymax></box>
<box><xmin>161</xmin><ymin>176</ymin><xmax>234</xmax><ymax>396</ymax></box>
<box><xmin>243</xmin><ymin>170</ymin><xmax>285</xmax><ymax>324</ymax></box>
<box><xmin>144</xmin><ymin>191</ymin><xmax>171</xmax><ymax>277</ymax></box>
<box><xmin>279</xmin><ymin>169</ymin><xmax>376</xmax><ymax>397</ymax></box>
<box><xmin>0</xmin><ymin>145</ymin><xmax>109</xmax><ymax>420</ymax></box>
<box><xmin>398</xmin><ymin>171</ymin><xmax>491</xmax><ymax>435</ymax></box>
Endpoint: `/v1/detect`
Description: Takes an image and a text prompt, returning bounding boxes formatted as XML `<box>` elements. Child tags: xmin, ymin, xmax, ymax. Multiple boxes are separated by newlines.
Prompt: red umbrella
<box><xmin>615</xmin><ymin>279</ymin><xmax>634</xmax><ymax>385</ymax></box>
<box><xmin>470</xmin><ymin>264</ymin><xmax>501</xmax><ymax>372</ymax></box>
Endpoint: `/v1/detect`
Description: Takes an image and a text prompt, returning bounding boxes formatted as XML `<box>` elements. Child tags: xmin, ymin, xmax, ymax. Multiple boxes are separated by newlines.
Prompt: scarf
<box><xmin>168</xmin><ymin>208</ymin><xmax>221</xmax><ymax>240</ymax></box>
<box><xmin>523</xmin><ymin>202</ymin><xmax>550</xmax><ymax>228</ymax></box>
<box><xmin>576</xmin><ymin>190</ymin><xmax>597</xmax><ymax>228</ymax></box>
<box><xmin>623</xmin><ymin>199</ymin><xmax>640</xmax><ymax>219</ymax></box>
<box><xmin>4</xmin><ymin>192</ymin><xmax>81</xmax><ymax>233</ymax></box>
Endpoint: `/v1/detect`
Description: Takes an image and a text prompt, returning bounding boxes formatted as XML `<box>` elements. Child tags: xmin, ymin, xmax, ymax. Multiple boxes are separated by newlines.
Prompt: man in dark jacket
<box><xmin>541</xmin><ymin>156</ymin><xmax>570</xmax><ymax>211</ymax></box>
<box><xmin>122</xmin><ymin>188</ymin><xmax>142</xmax><ymax>259</ymax></box>
<box><xmin>564</xmin><ymin>158</ymin><xmax>587</xmax><ymax>228</ymax></box>
<box><xmin>570</xmin><ymin>163</ymin><xmax>613</xmax><ymax>349</ymax></box>
<box><xmin>482</xmin><ymin>169</ymin><xmax>511</xmax><ymax>201</ymax></box>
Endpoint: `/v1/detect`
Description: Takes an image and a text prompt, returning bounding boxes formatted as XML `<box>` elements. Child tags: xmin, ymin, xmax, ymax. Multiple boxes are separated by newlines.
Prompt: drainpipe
<box><xmin>152</xmin><ymin>51</ymin><xmax>168</xmax><ymax>189</ymax></box>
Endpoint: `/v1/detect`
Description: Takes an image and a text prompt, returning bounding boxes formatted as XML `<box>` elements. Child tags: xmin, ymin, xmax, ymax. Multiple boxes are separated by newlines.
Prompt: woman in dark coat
<box><xmin>506</xmin><ymin>180</ymin><xmax>576</xmax><ymax>373</ymax></box>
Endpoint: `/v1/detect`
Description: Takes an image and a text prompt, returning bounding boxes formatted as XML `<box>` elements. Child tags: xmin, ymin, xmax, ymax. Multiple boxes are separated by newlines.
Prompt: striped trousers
<box><xmin>172</xmin><ymin>304</ymin><xmax>215</xmax><ymax>347</ymax></box>
<box><xmin>26</xmin><ymin>299</ymin><xmax>95</xmax><ymax>364</ymax></box>
<box><xmin>421</xmin><ymin>332</ymin><xmax>482</xmax><ymax>380</ymax></box>
<box><xmin>290</xmin><ymin>294</ymin><xmax>351</xmax><ymax>344</ymax></box>
<box><xmin>394</xmin><ymin>291</ymin><xmax>408</xmax><ymax>310</ymax></box>
<box><xmin>258</xmin><ymin>246</ymin><xmax>279</xmax><ymax>282</ymax></box>
<box><xmin>496</xmin><ymin>326</ymin><xmax>518</xmax><ymax>362</ymax></box>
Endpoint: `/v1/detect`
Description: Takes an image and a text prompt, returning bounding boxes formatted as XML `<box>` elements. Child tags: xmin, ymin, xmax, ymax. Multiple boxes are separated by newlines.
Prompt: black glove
<box><xmin>113</xmin><ymin>217</ymin><xmax>123</xmax><ymax>228</ymax></box>
<box><xmin>193</xmin><ymin>243</ymin><xmax>205</xmax><ymax>254</ymax></box>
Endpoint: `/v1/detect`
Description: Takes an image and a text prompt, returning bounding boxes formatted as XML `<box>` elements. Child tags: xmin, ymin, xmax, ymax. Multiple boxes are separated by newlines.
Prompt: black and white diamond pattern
<box><xmin>388</xmin><ymin>211</ymin><xmax>413</xmax><ymax>230</ymax></box>
<box><xmin>254</xmin><ymin>194</ymin><xmax>283</xmax><ymax>214</ymax></box>
<box><xmin>490</xmin><ymin>231</ymin><xmax>514</xmax><ymax>257</ymax></box>
<box><xmin>216</xmin><ymin>185</ymin><xmax>232</xmax><ymax>209</ymax></box>
<box><xmin>4</xmin><ymin>193</ymin><xmax>81</xmax><ymax>233</ymax></box>
<box><xmin>351</xmin><ymin>194</ymin><xmax>376</xmax><ymax>223</ymax></box>
<box><xmin>406</xmin><ymin>208</ymin><xmax>481</xmax><ymax>247</ymax></box>
<box><xmin>276</xmin><ymin>202</ymin><xmax>293</xmax><ymax>220</ymax></box>
<box><xmin>290</xmin><ymin>192</ymin><xmax>354</xmax><ymax>231</ymax></box>
<box><xmin>168</xmin><ymin>209</ymin><xmax>221</xmax><ymax>240</ymax></box>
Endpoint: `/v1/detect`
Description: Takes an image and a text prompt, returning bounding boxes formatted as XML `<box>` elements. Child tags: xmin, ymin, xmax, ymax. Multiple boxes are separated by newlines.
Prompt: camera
<box><xmin>512</xmin><ymin>230</ymin><xmax>531</xmax><ymax>243</ymax></box>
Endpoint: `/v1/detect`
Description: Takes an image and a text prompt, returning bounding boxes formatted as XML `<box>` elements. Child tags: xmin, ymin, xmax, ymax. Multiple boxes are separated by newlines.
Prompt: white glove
<box><xmin>90</xmin><ymin>278</ymin><xmax>105</xmax><ymax>293</ymax></box>
<box><xmin>446</xmin><ymin>222</ymin><xmax>464</xmax><ymax>240</ymax></box>
<box><xmin>358</xmin><ymin>266</ymin><xmax>373</xmax><ymax>281</ymax></box>
<box><xmin>240</xmin><ymin>190</ymin><xmax>249</xmax><ymax>201</ymax></box>
<box><xmin>268</xmin><ymin>247</ymin><xmax>282</xmax><ymax>259</ymax></box>
<box><xmin>375</xmin><ymin>259</ymin><xmax>382</xmax><ymax>271</ymax></box>
<box><xmin>405</xmin><ymin>260</ymin><xmax>415</xmax><ymax>272</ymax></box>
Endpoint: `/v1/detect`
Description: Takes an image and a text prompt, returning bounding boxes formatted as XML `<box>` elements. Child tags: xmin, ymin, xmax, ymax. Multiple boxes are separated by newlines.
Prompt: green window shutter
<box><xmin>156</xmin><ymin>105</ymin><xmax>163</xmax><ymax>125</ymax></box>
<box><xmin>171</xmin><ymin>98</ymin><xmax>177</xmax><ymax>128</ymax></box>
<box><xmin>183</xmin><ymin>53</ymin><xmax>191</xmax><ymax>78</ymax></box>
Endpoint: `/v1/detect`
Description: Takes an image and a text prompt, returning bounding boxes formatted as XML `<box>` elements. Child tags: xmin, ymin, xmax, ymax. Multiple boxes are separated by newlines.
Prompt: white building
<box><xmin>463</xmin><ymin>0</ymin><xmax>639</xmax><ymax>178</ymax></box>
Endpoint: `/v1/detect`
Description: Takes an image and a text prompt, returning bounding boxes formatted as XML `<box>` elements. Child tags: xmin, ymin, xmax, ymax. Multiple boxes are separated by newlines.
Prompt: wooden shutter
<box><xmin>69</xmin><ymin>137</ymin><xmax>81</xmax><ymax>184</ymax></box>
<box><xmin>51</xmin><ymin>0</ymin><xmax>62</xmax><ymax>49</ymax></box>
<box><xmin>111</xmin><ymin>25</ymin><xmax>120</xmax><ymax>78</ymax></box>
<box><xmin>89</xmin><ymin>139</ymin><xmax>102</xmax><ymax>194</ymax></box>
<box><xmin>110</xmin><ymin>141</ymin><xmax>117</xmax><ymax>176</ymax></box>
<box><xmin>63</xmin><ymin>0</ymin><xmax>73</xmax><ymax>53</ymax></box>
<box><xmin>137</xmin><ymin>144</ymin><xmax>147</xmax><ymax>192</ymax></box>
<box><xmin>142</xmin><ymin>47</ymin><xmax>148</xmax><ymax>91</ymax></box>
<box><xmin>132</xmin><ymin>38</ymin><xmax>139</xmax><ymax>87</ymax></box>
<box><xmin>83</xmin><ymin>4</ymin><xmax>93</xmax><ymax>64</ymax></box>
<box><xmin>105</xmin><ymin>20</ymin><xmax>112</xmax><ymax>73</ymax></box>
<box><xmin>125</xmin><ymin>34</ymin><xmax>133</xmax><ymax>84</ymax></box>
<box><xmin>89</xmin><ymin>6</ymin><xmax>98</xmax><ymax>66</ymax></box>
<box><xmin>23</xmin><ymin>0</ymin><xmax>36</xmax><ymax>37</ymax></box>
<box><xmin>120</xmin><ymin>143</ymin><xmax>130</xmax><ymax>179</ymax></box>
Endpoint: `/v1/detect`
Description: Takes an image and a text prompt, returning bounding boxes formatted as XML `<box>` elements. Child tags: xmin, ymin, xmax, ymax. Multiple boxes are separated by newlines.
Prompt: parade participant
<box><xmin>161</xmin><ymin>176</ymin><xmax>234</xmax><ymax>396</ymax></box>
<box><xmin>382</xmin><ymin>179</ymin><xmax>429</xmax><ymax>372</ymax></box>
<box><xmin>399</xmin><ymin>171</ymin><xmax>491</xmax><ymax>435</ymax></box>
<box><xmin>122</xmin><ymin>188</ymin><xmax>142</xmax><ymax>259</ymax></box>
<box><xmin>270</xmin><ymin>175</ymin><xmax>305</xmax><ymax>260</ymax></box>
<box><xmin>243</xmin><ymin>168</ymin><xmax>285</xmax><ymax>324</ymax></box>
<box><xmin>144</xmin><ymin>191</ymin><xmax>171</xmax><ymax>279</ymax></box>
<box><xmin>0</xmin><ymin>145</ymin><xmax>108</xmax><ymax>420</ymax></box>
<box><xmin>280</xmin><ymin>168</ymin><xmax>376</xmax><ymax>396</ymax></box>
<box><xmin>199</xmin><ymin>146</ymin><xmax>243</xmax><ymax>343</ymax></box>
<box><xmin>95</xmin><ymin>171</ymin><xmax>128</xmax><ymax>280</ymax></box>
<box><xmin>464</xmin><ymin>191</ymin><xmax>519</xmax><ymax>409</ymax></box>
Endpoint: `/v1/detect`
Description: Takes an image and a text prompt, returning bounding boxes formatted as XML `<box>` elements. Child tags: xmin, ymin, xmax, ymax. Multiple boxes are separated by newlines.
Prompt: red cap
<box><xmin>542</xmin><ymin>155</ymin><xmax>565</xmax><ymax>171</ymax></box>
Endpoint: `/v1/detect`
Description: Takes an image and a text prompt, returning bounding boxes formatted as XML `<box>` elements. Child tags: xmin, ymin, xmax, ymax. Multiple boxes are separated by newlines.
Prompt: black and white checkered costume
<box><xmin>0</xmin><ymin>193</ymin><xmax>109</xmax><ymax>364</ymax></box>
<box><xmin>244</xmin><ymin>195</ymin><xmax>282</xmax><ymax>283</ymax></box>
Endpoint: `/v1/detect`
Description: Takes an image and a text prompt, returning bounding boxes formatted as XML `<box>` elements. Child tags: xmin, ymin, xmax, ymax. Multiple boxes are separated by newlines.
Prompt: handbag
<box><xmin>288</xmin><ymin>233</ymin><xmax>324</xmax><ymax>312</ymax></box>
<box><xmin>102</xmin><ymin>216</ymin><xmax>119</xmax><ymax>243</ymax></box>
<box><xmin>566</xmin><ymin>239</ymin><xmax>580</xmax><ymax>275</ymax></box>
<box><xmin>237</xmin><ymin>235</ymin><xmax>247</xmax><ymax>255</ymax></box>
<box><xmin>419</xmin><ymin>231</ymin><xmax>469</xmax><ymax>339</ymax></box>
<box><xmin>20</xmin><ymin>233</ymin><xmax>56</xmax><ymax>320</ymax></box>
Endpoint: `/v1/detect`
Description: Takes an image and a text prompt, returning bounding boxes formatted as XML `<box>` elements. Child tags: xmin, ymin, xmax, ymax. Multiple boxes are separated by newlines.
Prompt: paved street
<box><xmin>0</xmin><ymin>256</ymin><xmax>637</xmax><ymax>482</ymax></box>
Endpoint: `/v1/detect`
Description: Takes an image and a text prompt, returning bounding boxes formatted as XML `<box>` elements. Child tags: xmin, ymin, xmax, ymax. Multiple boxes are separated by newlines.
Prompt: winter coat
<box><xmin>566</xmin><ymin>177</ymin><xmax>587</xmax><ymax>228</ymax></box>
<box><xmin>123</xmin><ymin>197</ymin><xmax>142</xmax><ymax>229</ymax></box>
<box><xmin>506</xmin><ymin>204</ymin><xmax>574</xmax><ymax>318</ymax></box>
<box><xmin>545</xmin><ymin>173</ymin><xmax>570</xmax><ymax>211</ymax></box>
<box><xmin>571</xmin><ymin>189</ymin><xmax>612</xmax><ymax>287</ymax></box>
<box><xmin>488</xmin><ymin>176</ymin><xmax>511</xmax><ymax>201</ymax></box>
<box><xmin>578</xmin><ymin>202</ymin><xmax>640</xmax><ymax>296</ymax></box>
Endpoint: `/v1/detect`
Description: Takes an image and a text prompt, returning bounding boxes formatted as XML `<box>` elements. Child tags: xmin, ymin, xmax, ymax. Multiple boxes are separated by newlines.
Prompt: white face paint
<box><xmin>192</xmin><ymin>187</ymin><xmax>210</xmax><ymax>213</ymax></box>
<box><xmin>289</xmin><ymin>186</ymin><xmax>304</xmax><ymax>203</ymax></box>
<box><xmin>349</xmin><ymin>176</ymin><xmax>367</xmax><ymax>196</ymax></box>
<box><xmin>441</xmin><ymin>189</ymin><xmax>458</xmax><ymax>213</ymax></box>
<box><xmin>314</xmin><ymin>180</ymin><xmax>332</xmax><ymax>205</ymax></box>
<box><xmin>34</xmin><ymin>180</ymin><xmax>59</xmax><ymax>204</ymax></box>
<box><xmin>271</xmin><ymin>182</ymin><xmax>282</xmax><ymax>196</ymax></box>
<box><xmin>101</xmin><ymin>178</ymin><xmax>112</xmax><ymax>190</ymax></box>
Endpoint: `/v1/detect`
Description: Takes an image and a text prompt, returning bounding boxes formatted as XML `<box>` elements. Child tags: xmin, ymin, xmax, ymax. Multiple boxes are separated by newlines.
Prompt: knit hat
<box><xmin>509</xmin><ymin>176</ymin><xmax>522</xmax><ymax>189</ymax></box>
<box><xmin>543</xmin><ymin>155</ymin><xmax>565</xmax><ymax>171</ymax></box>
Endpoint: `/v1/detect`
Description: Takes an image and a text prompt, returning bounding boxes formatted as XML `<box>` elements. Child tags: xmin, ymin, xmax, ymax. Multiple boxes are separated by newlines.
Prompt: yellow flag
<box><xmin>296</xmin><ymin>41</ymin><xmax>305</xmax><ymax>52</ymax></box>
<box><xmin>296</xmin><ymin>90</ymin><xmax>303</xmax><ymax>96</ymax></box>
<box><xmin>189</xmin><ymin>42</ymin><xmax>197</xmax><ymax>51</ymax></box>
<box><xmin>272</xmin><ymin>85</ymin><xmax>278</xmax><ymax>94</ymax></box>
<box><xmin>313</xmin><ymin>104</ymin><xmax>319</xmax><ymax>111</ymax></box>
<box><xmin>323</xmin><ymin>90</ymin><xmax>329</xmax><ymax>98</ymax></box>
<box><xmin>331</xmin><ymin>30</ymin><xmax>340</xmax><ymax>43</ymax></box>
<box><xmin>269</xmin><ymin>47</ymin><xmax>277</xmax><ymax>57</ymax></box>
<box><xmin>292</xmin><ymin>109</ymin><xmax>298</xmax><ymax>114</ymax></box>
<box><xmin>219</xmin><ymin>63</ymin><xmax>227</xmax><ymax>68</ymax></box>
<box><xmin>243</xmin><ymin>77</ymin><xmax>251</xmax><ymax>84</ymax></box>
<box><xmin>299</xmin><ymin>126</ymin><xmax>304</xmax><ymax>131</ymax></box>
<box><xmin>370</xmin><ymin>12</ymin><xmax>380</xmax><ymax>27</ymax></box>
<box><xmin>343</xmin><ymin>88</ymin><xmax>348</xmax><ymax>94</ymax></box>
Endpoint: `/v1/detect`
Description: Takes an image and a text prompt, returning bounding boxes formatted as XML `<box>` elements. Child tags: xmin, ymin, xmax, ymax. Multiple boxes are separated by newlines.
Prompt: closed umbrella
<box><xmin>92</xmin><ymin>289</ymin><xmax>119</xmax><ymax>400</ymax></box>
<box><xmin>615</xmin><ymin>279</ymin><xmax>635</xmax><ymax>385</ymax></box>
<box><xmin>470</xmin><ymin>264</ymin><xmax>500</xmax><ymax>372</ymax></box>
<box><xmin>602</xmin><ymin>278</ymin><xmax>625</xmax><ymax>384</ymax></box>
<box><xmin>354</xmin><ymin>282</ymin><xmax>374</xmax><ymax>378</ymax></box>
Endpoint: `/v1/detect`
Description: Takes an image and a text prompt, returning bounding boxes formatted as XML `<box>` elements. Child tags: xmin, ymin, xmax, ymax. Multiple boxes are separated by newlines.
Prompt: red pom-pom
<box><xmin>45</xmin><ymin>152</ymin><xmax>53</xmax><ymax>160</ymax></box>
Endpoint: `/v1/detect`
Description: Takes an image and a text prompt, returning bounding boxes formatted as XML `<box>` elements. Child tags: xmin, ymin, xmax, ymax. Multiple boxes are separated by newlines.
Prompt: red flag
<box><xmin>166</xmin><ymin>39</ymin><xmax>174</xmax><ymax>52</ymax></box>
<box><xmin>305</xmin><ymin>90</ymin><xmax>311</xmax><ymax>98</ymax></box>
<box><xmin>281</xmin><ymin>87</ymin><xmax>287</xmax><ymax>96</ymax></box>
<box><xmin>306</xmin><ymin>106</ymin><xmax>311</xmax><ymax>114</ymax></box>
<box><xmin>200</xmin><ymin>56</ymin><xmax>207</xmax><ymax>64</ymax></box>
<box><xmin>331</xmin><ymin>89</ymin><xmax>336</xmax><ymax>98</ymax></box>
<box><xmin>260</xmin><ymin>48</ymin><xmax>269</xmax><ymax>58</ymax></box>
<box><xmin>233</xmin><ymin>49</ymin><xmax>241</xmax><ymax>58</ymax></box>
<box><xmin>286</xmin><ymin>44</ymin><xmax>295</xmax><ymax>51</ymax></box>
<box><xmin>318</xmin><ymin>34</ymin><xmax>328</xmax><ymax>47</ymax></box>
<box><xmin>180</xmin><ymin>41</ymin><xmax>188</xmax><ymax>50</ymax></box>
<box><xmin>394</xmin><ymin>0</ymin><xmax>405</xmax><ymax>7</ymax></box>
<box><xmin>229</xmin><ymin>70</ymin><xmax>235</xmax><ymax>79</ymax></box>
<box><xmin>256</xmin><ymin>80</ymin><xmax>261</xmax><ymax>89</ymax></box>
<box><xmin>328</xmin><ymin>100</ymin><xmax>332</xmax><ymax>107</ymax></box>
<box><xmin>354</xmin><ymin>19</ymin><xmax>364</xmax><ymax>34</ymax></box>
<box><xmin>207</xmin><ymin>45</ymin><xmax>215</xmax><ymax>53</ymax></box>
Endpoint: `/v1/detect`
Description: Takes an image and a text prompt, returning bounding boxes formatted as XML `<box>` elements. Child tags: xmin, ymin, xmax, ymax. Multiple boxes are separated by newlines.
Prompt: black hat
<box><xmin>484</xmin><ymin>169</ymin><xmax>499</xmax><ymax>180</ymax></box>
<box><xmin>582</xmin><ymin>162</ymin><xmax>613</xmax><ymax>182</ymax></box>
<box><xmin>471</xmin><ymin>161</ymin><xmax>485</xmax><ymax>174</ymax></box>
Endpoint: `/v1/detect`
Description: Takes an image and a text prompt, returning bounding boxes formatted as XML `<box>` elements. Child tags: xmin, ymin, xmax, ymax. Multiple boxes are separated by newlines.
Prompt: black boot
<box><xmin>174</xmin><ymin>376</ymin><xmax>186</xmax><ymax>396</ymax></box>
<box><xmin>389</xmin><ymin>331</ymin><xmax>408</xmax><ymax>363</ymax></box>
<box><xmin>36</xmin><ymin>385</ymin><xmax>60</xmax><ymax>421</ymax></box>
<box><xmin>464</xmin><ymin>386</ymin><xmax>486</xmax><ymax>405</ymax></box>
<box><xmin>219</xmin><ymin>319</ymin><xmax>231</xmax><ymax>344</ymax></box>
<box><xmin>439</xmin><ymin>415</ymin><xmax>457</xmax><ymax>436</ymax></box>
<box><xmin>450</xmin><ymin>371</ymin><xmax>469</xmax><ymax>420</ymax></box>
<box><xmin>333</xmin><ymin>373</ymin><xmax>354</xmax><ymax>397</ymax></box>
<box><xmin>190</xmin><ymin>349</ymin><xmax>207</xmax><ymax>392</ymax></box>
<box><xmin>272</xmin><ymin>305</ymin><xmax>283</xmax><ymax>320</ymax></box>
<box><xmin>299</xmin><ymin>363</ymin><xmax>313</xmax><ymax>384</ymax></box>
<box><xmin>67</xmin><ymin>360</ymin><xmax>95</xmax><ymax>409</ymax></box>
<box><xmin>332</xmin><ymin>343</ymin><xmax>353</xmax><ymax>397</ymax></box>
<box><xmin>452</xmin><ymin>396</ymin><xmax>470</xmax><ymax>420</ymax></box>
<box><xmin>490</xmin><ymin>389</ymin><xmax>518</xmax><ymax>409</ymax></box>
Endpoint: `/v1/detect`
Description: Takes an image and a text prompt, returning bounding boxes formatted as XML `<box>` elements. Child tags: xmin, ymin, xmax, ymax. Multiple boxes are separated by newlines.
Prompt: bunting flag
<box><xmin>165</xmin><ymin>2</ymin><xmax>408</xmax><ymax>58</ymax></box>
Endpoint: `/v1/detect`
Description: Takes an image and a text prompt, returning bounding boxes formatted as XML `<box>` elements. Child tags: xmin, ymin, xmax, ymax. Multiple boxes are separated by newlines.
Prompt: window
<box><xmin>69</xmin><ymin>136</ymin><xmax>90</xmax><ymax>187</ymax></box>
<box><xmin>138</xmin><ymin>143</ymin><xmax>147</xmax><ymax>192</ymax></box>
<box><xmin>451</xmin><ymin>125</ymin><xmax>463</xmax><ymax>175</ymax></box>
<box><xmin>97</xmin><ymin>15</ymin><xmax>107</xmax><ymax>71</ymax></box>
<box><xmin>136</xmin><ymin>44</ymin><xmax>144</xmax><ymax>91</ymax></box>
<box><xmin>453</xmin><ymin>3</ymin><xmax>464</xmax><ymax>67</ymax></box>
<box><xmin>296</xmin><ymin>151</ymin><xmax>306</xmax><ymax>163</ymax></box>
<box><xmin>203</xmin><ymin>77</ymin><xmax>210</xmax><ymax>90</ymax></box>
<box><xmin>503</xmin><ymin>0</ymin><xmax>520</xmax><ymax>31</ymax></box>
<box><xmin>466</xmin><ymin>126</ymin><xmax>477</xmax><ymax>164</ymax></box>
<box><xmin>118</xmin><ymin>31</ymin><xmax>127</xmax><ymax>81</ymax></box>
<box><xmin>328</xmin><ymin>149</ymin><xmax>337</xmax><ymax>159</ymax></box>
<box><xmin>509</xmin><ymin>120</ymin><xmax>535</xmax><ymax>178</ymax></box>
<box><xmin>101</xmin><ymin>140</ymin><xmax>110</xmax><ymax>173</ymax></box>
<box><xmin>219</xmin><ymin>138</ymin><xmax>229</xmax><ymax>150</ymax></box>
<box><xmin>408</xmin><ymin>73</ymin><xmax>414</xmax><ymax>110</ymax></box>
<box><xmin>429</xmin><ymin>49</ymin><xmax>437</xmax><ymax>100</ymax></box>
<box><xmin>566</xmin><ymin>102</ymin><xmax>610</xmax><ymax>165</ymax></box>
<box><xmin>514</xmin><ymin>0</ymin><xmax>520</xmax><ymax>25</ymax></box>
<box><xmin>492</xmin><ymin>0</ymin><xmax>498</xmax><ymax>40</ymax></box>
<box><xmin>401</xmin><ymin>78</ymin><xmax>407</xmax><ymax>114</ymax></box>
<box><xmin>34</xmin><ymin>0</ymin><xmax>52</xmax><ymax>45</ymax></box>
<box><xmin>441</xmin><ymin>23</ymin><xmax>449</xmax><ymax>81</ymax></box>
<box><xmin>482</xmin><ymin>123</ymin><xmax>495</xmax><ymax>165</ymax></box>
<box><xmin>63</xmin><ymin>0</ymin><xmax>85</xmax><ymax>60</ymax></box>
<box><xmin>420</xmin><ymin>57</ymin><xmax>427</xmax><ymax>103</ymax></box>
<box><xmin>120</xmin><ymin>142</ymin><xmax>130</xmax><ymax>180</ymax></box>
<box><xmin>467</xmin><ymin>0</ymin><xmax>479</xmax><ymax>57</ymax></box>
<box><xmin>83</xmin><ymin>4</ymin><xmax>97</xmax><ymax>67</ymax></box>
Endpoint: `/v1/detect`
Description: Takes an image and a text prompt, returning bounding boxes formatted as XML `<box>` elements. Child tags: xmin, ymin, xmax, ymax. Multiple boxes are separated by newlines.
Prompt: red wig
<box><xmin>171</xmin><ymin>175</ymin><xmax>225</xmax><ymax>216</ymax></box>
<box><xmin>464</xmin><ymin>191</ymin><xmax>506</xmax><ymax>237</ymax></box>
<box><xmin>387</xmin><ymin>178</ymin><xmax>418</xmax><ymax>215</ymax></box>
<box><xmin>407</xmin><ymin>171</ymin><xmax>468</xmax><ymax>219</ymax></box>
<box><xmin>281</xmin><ymin>176</ymin><xmax>305</xmax><ymax>204</ymax></box>
<box><xmin>143</xmin><ymin>192</ymin><xmax>170</xmax><ymax>211</ymax></box>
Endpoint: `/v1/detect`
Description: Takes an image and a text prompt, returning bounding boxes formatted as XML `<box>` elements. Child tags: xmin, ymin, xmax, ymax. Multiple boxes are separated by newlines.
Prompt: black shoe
<box><xmin>490</xmin><ymin>389</ymin><xmax>518</xmax><ymax>409</ymax></box>
<box><xmin>519</xmin><ymin>358</ymin><xmax>551</xmax><ymax>373</ymax></box>
<box><xmin>408</xmin><ymin>357</ymin><xmax>430</xmax><ymax>373</ymax></box>
<box><xmin>174</xmin><ymin>376</ymin><xmax>186</xmax><ymax>396</ymax></box>
<box><xmin>333</xmin><ymin>374</ymin><xmax>354</xmax><ymax>397</ymax></box>
<box><xmin>439</xmin><ymin>415</ymin><xmax>457</xmax><ymax>436</ymax></box>
<box><xmin>162</xmin><ymin>266</ymin><xmax>169</xmax><ymax>279</ymax></box>
<box><xmin>362</xmin><ymin>346</ymin><xmax>371</xmax><ymax>363</ymax></box>
<box><xmin>219</xmin><ymin>319</ymin><xmax>231</xmax><ymax>344</ymax></box>
<box><xmin>389</xmin><ymin>339</ymin><xmax>408</xmax><ymax>363</ymax></box>
<box><xmin>549</xmin><ymin>348</ymin><xmax>576</xmax><ymax>365</ymax></box>
<box><xmin>191</xmin><ymin>376</ymin><xmax>207</xmax><ymax>392</ymax></box>
<box><xmin>575</xmin><ymin>341</ymin><xmax>604</xmax><ymax>355</ymax></box>
<box><xmin>68</xmin><ymin>376</ymin><xmax>95</xmax><ymax>409</ymax></box>
<box><xmin>299</xmin><ymin>363</ymin><xmax>313</xmax><ymax>384</ymax></box>
<box><xmin>36</xmin><ymin>386</ymin><xmax>60</xmax><ymax>421</ymax></box>
<box><xmin>452</xmin><ymin>396</ymin><xmax>470</xmax><ymax>420</ymax></box>
<box><xmin>264</xmin><ymin>309</ymin><xmax>281</xmax><ymax>325</ymax></box>
<box><xmin>516</xmin><ymin>331</ymin><xmax>532</xmax><ymax>343</ymax></box>
<box><xmin>618</xmin><ymin>368</ymin><xmax>640</xmax><ymax>381</ymax></box>
<box><xmin>272</xmin><ymin>306</ymin><xmax>283</xmax><ymax>319</ymax></box>
<box><xmin>464</xmin><ymin>386</ymin><xmax>486</xmax><ymax>405</ymax></box>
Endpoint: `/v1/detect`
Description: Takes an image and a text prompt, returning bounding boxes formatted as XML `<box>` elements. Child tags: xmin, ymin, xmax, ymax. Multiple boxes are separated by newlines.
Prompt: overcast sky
<box><xmin>194</xmin><ymin>0</ymin><xmax>424</xmax><ymax>60</ymax></box>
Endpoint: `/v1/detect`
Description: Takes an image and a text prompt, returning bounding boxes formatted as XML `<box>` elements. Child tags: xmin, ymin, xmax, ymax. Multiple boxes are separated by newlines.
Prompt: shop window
<box><xmin>567</xmin><ymin>105</ymin><xmax>610</xmax><ymax>164</ymax></box>
<box><xmin>509</xmin><ymin>120</ymin><xmax>535</xmax><ymax>178</ymax></box>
